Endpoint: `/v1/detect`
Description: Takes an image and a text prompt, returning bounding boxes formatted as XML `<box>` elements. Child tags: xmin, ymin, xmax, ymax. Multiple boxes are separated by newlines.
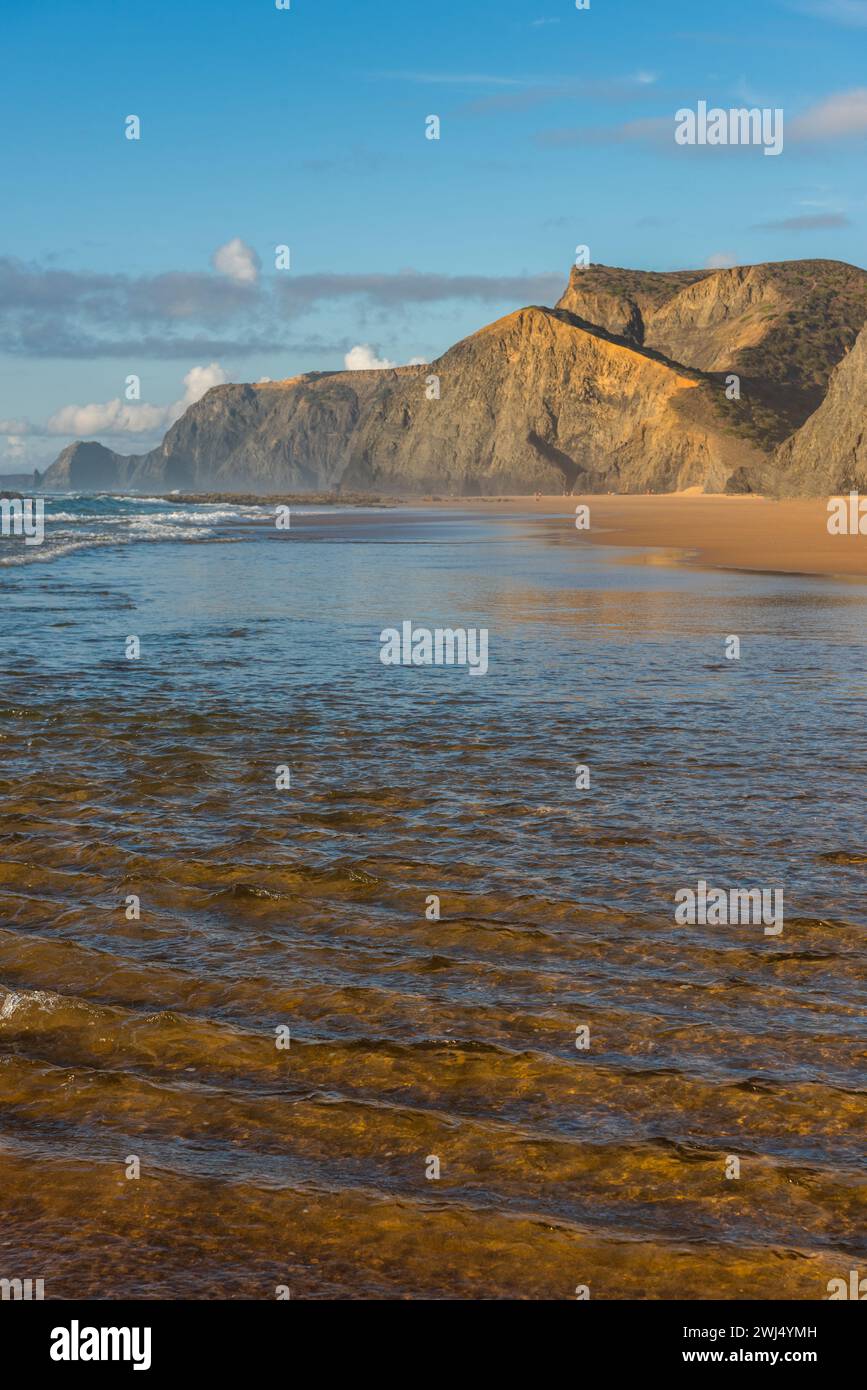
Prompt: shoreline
<box><xmin>169</xmin><ymin>490</ymin><xmax>867</xmax><ymax>580</ymax></box>
<box><xmin>415</xmin><ymin>493</ymin><xmax>867</xmax><ymax>580</ymax></box>
<box><xmin>23</xmin><ymin>489</ymin><xmax>866</xmax><ymax>580</ymax></box>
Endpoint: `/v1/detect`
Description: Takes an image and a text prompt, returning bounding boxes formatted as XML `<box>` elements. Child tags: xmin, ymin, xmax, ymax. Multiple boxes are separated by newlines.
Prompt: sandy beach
<box><xmin>426</xmin><ymin>494</ymin><xmax>867</xmax><ymax>580</ymax></box>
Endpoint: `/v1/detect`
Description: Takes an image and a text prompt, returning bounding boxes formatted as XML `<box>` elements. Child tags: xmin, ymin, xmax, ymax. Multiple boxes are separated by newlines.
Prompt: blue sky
<box><xmin>2</xmin><ymin>0</ymin><xmax>867</xmax><ymax>472</ymax></box>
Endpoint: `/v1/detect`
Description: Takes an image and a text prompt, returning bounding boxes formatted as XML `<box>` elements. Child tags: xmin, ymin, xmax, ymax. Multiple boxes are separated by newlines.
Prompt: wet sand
<box><xmin>421</xmin><ymin>495</ymin><xmax>867</xmax><ymax>579</ymax></box>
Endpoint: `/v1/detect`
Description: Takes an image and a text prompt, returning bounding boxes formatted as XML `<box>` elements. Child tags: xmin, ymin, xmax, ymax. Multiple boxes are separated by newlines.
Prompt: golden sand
<box><xmin>425</xmin><ymin>494</ymin><xmax>867</xmax><ymax>579</ymax></box>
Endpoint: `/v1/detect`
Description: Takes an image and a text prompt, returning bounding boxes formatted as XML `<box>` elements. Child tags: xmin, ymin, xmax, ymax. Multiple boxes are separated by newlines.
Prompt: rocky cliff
<box><xmin>43</xmin><ymin>259</ymin><xmax>867</xmax><ymax>496</ymax></box>
<box><xmin>774</xmin><ymin>324</ymin><xmax>867</xmax><ymax>495</ymax></box>
<box><xmin>557</xmin><ymin>259</ymin><xmax>867</xmax><ymax>446</ymax></box>
<box><xmin>47</xmin><ymin>440</ymin><xmax>138</xmax><ymax>489</ymax></box>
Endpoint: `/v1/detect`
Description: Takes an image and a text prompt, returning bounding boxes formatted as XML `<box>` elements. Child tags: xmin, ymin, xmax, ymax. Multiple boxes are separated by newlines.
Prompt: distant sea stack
<box><xmin>42</xmin><ymin>259</ymin><xmax>867</xmax><ymax>497</ymax></box>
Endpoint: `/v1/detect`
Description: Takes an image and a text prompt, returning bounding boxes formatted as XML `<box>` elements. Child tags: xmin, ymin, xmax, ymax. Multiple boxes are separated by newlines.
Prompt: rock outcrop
<box><xmin>111</xmin><ymin>307</ymin><xmax>763</xmax><ymax>495</ymax></box>
<box><xmin>558</xmin><ymin>259</ymin><xmax>867</xmax><ymax>446</ymax></box>
<box><xmin>774</xmin><ymin>325</ymin><xmax>867</xmax><ymax>495</ymax></box>
<box><xmin>47</xmin><ymin>441</ymin><xmax>138</xmax><ymax>490</ymax></box>
<box><xmin>42</xmin><ymin>258</ymin><xmax>867</xmax><ymax>496</ymax></box>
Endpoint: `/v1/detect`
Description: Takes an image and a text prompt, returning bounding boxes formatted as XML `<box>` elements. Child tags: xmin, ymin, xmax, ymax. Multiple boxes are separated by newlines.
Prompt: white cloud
<box><xmin>344</xmin><ymin>344</ymin><xmax>398</xmax><ymax>370</ymax></box>
<box><xmin>176</xmin><ymin>362</ymin><xmax>229</xmax><ymax>409</ymax></box>
<box><xmin>211</xmin><ymin>237</ymin><xmax>260</xmax><ymax>285</ymax></box>
<box><xmin>46</xmin><ymin>362</ymin><xmax>229</xmax><ymax>437</ymax></box>
<box><xmin>790</xmin><ymin>87</ymin><xmax>867</xmax><ymax>140</ymax></box>
<box><xmin>344</xmin><ymin>344</ymin><xmax>429</xmax><ymax>371</ymax></box>
<box><xmin>705</xmin><ymin>252</ymin><xmax>739</xmax><ymax>269</ymax></box>
<box><xmin>46</xmin><ymin>399</ymin><xmax>168</xmax><ymax>436</ymax></box>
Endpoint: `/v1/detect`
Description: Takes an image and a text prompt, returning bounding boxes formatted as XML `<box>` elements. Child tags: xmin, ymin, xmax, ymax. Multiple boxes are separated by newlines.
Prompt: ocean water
<box><xmin>0</xmin><ymin>495</ymin><xmax>865</xmax><ymax>1299</ymax></box>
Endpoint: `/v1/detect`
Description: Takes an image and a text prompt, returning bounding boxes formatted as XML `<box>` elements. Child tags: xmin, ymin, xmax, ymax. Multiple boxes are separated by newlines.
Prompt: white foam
<box><xmin>0</xmin><ymin>988</ymin><xmax>60</xmax><ymax>1018</ymax></box>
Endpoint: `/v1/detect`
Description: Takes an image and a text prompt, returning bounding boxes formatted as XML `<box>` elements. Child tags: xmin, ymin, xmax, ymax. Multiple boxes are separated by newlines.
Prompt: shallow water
<box><xmin>1</xmin><ymin>499</ymin><xmax>865</xmax><ymax>1299</ymax></box>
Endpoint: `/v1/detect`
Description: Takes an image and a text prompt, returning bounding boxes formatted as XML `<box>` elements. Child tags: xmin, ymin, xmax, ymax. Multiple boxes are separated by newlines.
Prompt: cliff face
<box><xmin>554</xmin><ymin>266</ymin><xmax>714</xmax><ymax>347</ymax></box>
<box><xmin>336</xmin><ymin>307</ymin><xmax>764</xmax><ymax>495</ymax></box>
<box><xmin>42</xmin><ymin>258</ymin><xmax>867</xmax><ymax>497</ymax></box>
<box><xmin>558</xmin><ymin>260</ymin><xmax>867</xmax><ymax>446</ymax></box>
<box><xmin>131</xmin><ymin>372</ymin><xmax>417</xmax><ymax>491</ymax></box>
<box><xmin>774</xmin><ymin>325</ymin><xmax>867</xmax><ymax>495</ymax></box>
<box><xmin>120</xmin><ymin>306</ymin><xmax>763</xmax><ymax>496</ymax></box>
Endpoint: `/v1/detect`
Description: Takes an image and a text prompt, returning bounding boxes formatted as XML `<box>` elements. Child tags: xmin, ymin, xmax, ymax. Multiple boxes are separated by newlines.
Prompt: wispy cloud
<box><xmin>534</xmin><ymin>116</ymin><xmax>670</xmax><ymax>149</ymax></box>
<box><xmin>787</xmin><ymin>0</ymin><xmax>867</xmax><ymax>26</ymax></box>
<box><xmin>370</xmin><ymin>71</ymin><xmax>539</xmax><ymax>86</ymax></box>
<box><xmin>534</xmin><ymin>87</ymin><xmax>867</xmax><ymax>151</ymax></box>
<box><xmin>461</xmin><ymin>74</ymin><xmax>661</xmax><ymax>117</ymax></box>
<box><xmin>790</xmin><ymin>87</ymin><xmax>867</xmax><ymax>139</ymax></box>
<box><xmin>0</xmin><ymin>257</ymin><xmax>565</xmax><ymax>359</ymax></box>
<box><xmin>275</xmin><ymin>271</ymin><xmax>566</xmax><ymax>313</ymax></box>
<box><xmin>751</xmin><ymin>212</ymin><xmax>851</xmax><ymax>229</ymax></box>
